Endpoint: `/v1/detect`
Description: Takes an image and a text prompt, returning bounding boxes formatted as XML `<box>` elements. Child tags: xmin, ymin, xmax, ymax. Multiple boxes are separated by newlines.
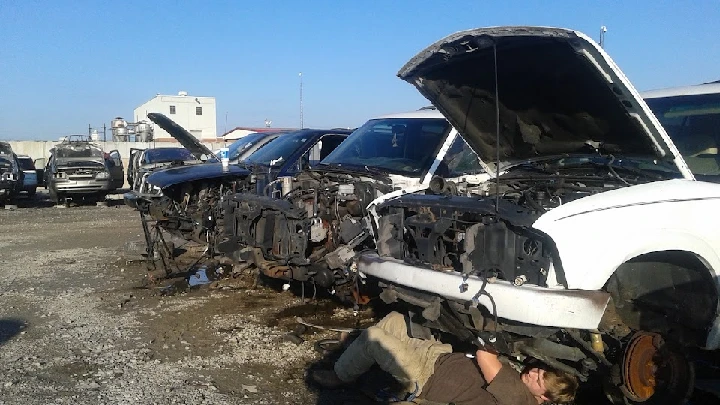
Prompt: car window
<box><xmin>245</xmin><ymin>131</ymin><xmax>312</xmax><ymax>166</ymax></box>
<box><xmin>227</xmin><ymin>132</ymin><xmax>269</xmax><ymax>161</ymax></box>
<box><xmin>143</xmin><ymin>148</ymin><xmax>195</xmax><ymax>164</ymax></box>
<box><xmin>646</xmin><ymin>92</ymin><xmax>720</xmax><ymax>176</ymax></box>
<box><xmin>321</xmin><ymin>118</ymin><xmax>451</xmax><ymax>175</ymax></box>
<box><xmin>54</xmin><ymin>143</ymin><xmax>104</xmax><ymax>158</ymax></box>
<box><xmin>439</xmin><ymin>136</ymin><xmax>485</xmax><ymax>177</ymax></box>
<box><xmin>17</xmin><ymin>157</ymin><xmax>35</xmax><ymax>170</ymax></box>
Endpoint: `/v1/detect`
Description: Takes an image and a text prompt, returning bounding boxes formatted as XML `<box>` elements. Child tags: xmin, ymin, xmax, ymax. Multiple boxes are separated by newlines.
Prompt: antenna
<box><xmin>599</xmin><ymin>26</ymin><xmax>607</xmax><ymax>48</ymax></box>
<box><xmin>493</xmin><ymin>41</ymin><xmax>501</xmax><ymax>215</ymax></box>
<box><xmin>299</xmin><ymin>72</ymin><xmax>304</xmax><ymax>128</ymax></box>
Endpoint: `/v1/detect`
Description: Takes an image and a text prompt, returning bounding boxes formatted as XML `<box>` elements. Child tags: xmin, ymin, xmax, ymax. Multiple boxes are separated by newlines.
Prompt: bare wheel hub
<box><xmin>620</xmin><ymin>332</ymin><xmax>693</xmax><ymax>403</ymax></box>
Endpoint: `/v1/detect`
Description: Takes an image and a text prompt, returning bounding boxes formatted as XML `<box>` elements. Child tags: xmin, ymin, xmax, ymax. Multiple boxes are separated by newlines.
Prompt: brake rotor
<box><xmin>622</xmin><ymin>332</ymin><xmax>659</xmax><ymax>401</ymax></box>
<box><xmin>620</xmin><ymin>332</ymin><xmax>694</xmax><ymax>403</ymax></box>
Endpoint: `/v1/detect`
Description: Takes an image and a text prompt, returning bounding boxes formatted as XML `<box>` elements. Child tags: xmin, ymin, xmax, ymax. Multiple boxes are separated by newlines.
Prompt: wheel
<box><xmin>605</xmin><ymin>332</ymin><xmax>694</xmax><ymax>405</ymax></box>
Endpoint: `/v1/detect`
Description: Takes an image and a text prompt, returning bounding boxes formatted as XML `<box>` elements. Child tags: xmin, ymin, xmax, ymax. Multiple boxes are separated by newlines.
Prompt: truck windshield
<box><xmin>645</xmin><ymin>91</ymin><xmax>720</xmax><ymax>176</ymax></box>
<box><xmin>321</xmin><ymin>118</ymin><xmax>451</xmax><ymax>175</ymax></box>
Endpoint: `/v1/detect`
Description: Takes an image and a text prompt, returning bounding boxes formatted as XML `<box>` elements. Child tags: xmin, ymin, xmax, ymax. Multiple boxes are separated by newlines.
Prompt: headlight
<box><xmin>95</xmin><ymin>171</ymin><xmax>110</xmax><ymax>179</ymax></box>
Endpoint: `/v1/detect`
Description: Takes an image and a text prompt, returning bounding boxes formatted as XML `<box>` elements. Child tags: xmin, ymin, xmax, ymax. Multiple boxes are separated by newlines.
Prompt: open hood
<box><xmin>398</xmin><ymin>26</ymin><xmax>692</xmax><ymax>178</ymax></box>
<box><xmin>147</xmin><ymin>113</ymin><xmax>218</xmax><ymax>161</ymax></box>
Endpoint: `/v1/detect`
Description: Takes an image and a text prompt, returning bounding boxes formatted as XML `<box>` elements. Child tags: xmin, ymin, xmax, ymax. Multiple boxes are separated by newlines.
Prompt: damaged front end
<box><xmin>221</xmin><ymin>170</ymin><xmax>390</xmax><ymax>298</ymax></box>
<box><xmin>142</xmin><ymin>163</ymin><xmax>253</xmax><ymax>245</ymax></box>
<box><xmin>364</xmin><ymin>186</ymin><xmax>615</xmax><ymax>380</ymax></box>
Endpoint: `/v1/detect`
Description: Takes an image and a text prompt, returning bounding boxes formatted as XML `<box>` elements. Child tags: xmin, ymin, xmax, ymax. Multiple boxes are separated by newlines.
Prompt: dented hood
<box><xmin>147</xmin><ymin>113</ymin><xmax>218</xmax><ymax>161</ymax></box>
<box><xmin>398</xmin><ymin>26</ymin><xmax>692</xmax><ymax>177</ymax></box>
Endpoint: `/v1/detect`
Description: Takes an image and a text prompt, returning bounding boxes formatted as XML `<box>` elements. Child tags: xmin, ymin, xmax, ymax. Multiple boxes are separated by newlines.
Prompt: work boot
<box><xmin>311</xmin><ymin>369</ymin><xmax>348</xmax><ymax>389</ymax></box>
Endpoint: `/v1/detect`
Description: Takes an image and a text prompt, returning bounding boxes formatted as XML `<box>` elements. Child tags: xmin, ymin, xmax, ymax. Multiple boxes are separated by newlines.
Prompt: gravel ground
<box><xmin>1</xmin><ymin>193</ymin><xmax>718</xmax><ymax>405</ymax></box>
<box><xmin>0</xmin><ymin>193</ymin><xmax>380</xmax><ymax>405</ymax></box>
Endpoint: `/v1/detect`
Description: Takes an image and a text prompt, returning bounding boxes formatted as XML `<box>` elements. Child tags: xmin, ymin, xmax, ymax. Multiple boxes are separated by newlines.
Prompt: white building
<box><xmin>133</xmin><ymin>91</ymin><xmax>217</xmax><ymax>140</ymax></box>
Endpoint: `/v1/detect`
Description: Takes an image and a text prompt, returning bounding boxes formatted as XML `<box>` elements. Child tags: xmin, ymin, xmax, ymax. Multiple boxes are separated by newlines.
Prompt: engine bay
<box><xmin>221</xmin><ymin>169</ymin><xmax>392</xmax><ymax>295</ymax></box>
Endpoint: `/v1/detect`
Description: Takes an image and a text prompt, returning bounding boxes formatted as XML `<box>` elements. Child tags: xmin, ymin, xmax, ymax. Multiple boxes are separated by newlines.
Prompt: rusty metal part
<box><xmin>620</xmin><ymin>332</ymin><xmax>694</xmax><ymax>403</ymax></box>
<box><xmin>622</xmin><ymin>332</ymin><xmax>659</xmax><ymax>401</ymax></box>
<box><xmin>352</xmin><ymin>287</ymin><xmax>370</xmax><ymax>305</ymax></box>
<box><xmin>250</xmin><ymin>247</ymin><xmax>291</xmax><ymax>279</ymax></box>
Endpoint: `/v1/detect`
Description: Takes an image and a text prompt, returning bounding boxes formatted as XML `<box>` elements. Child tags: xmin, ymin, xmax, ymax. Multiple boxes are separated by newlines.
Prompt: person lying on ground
<box><xmin>311</xmin><ymin>311</ymin><xmax>578</xmax><ymax>405</ymax></box>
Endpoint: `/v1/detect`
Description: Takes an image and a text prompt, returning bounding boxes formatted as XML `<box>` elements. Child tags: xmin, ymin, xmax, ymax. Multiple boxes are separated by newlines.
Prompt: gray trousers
<box><xmin>334</xmin><ymin>311</ymin><xmax>452</xmax><ymax>394</ymax></box>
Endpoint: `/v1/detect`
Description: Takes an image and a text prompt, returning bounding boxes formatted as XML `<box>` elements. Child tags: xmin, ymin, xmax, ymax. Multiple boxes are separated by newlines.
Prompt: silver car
<box><xmin>45</xmin><ymin>137</ymin><xmax>124</xmax><ymax>204</ymax></box>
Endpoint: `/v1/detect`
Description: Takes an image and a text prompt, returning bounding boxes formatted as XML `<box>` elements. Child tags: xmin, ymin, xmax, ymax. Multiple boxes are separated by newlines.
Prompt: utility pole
<box><xmin>600</xmin><ymin>26</ymin><xmax>607</xmax><ymax>48</ymax></box>
<box><xmin>299</xmin><ymin>72</ymin><xmax>304</xmax><ymax>128</ymax></box>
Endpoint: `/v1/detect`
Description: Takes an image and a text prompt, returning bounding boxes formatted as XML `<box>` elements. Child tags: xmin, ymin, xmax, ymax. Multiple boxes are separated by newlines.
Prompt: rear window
<box><xmin>55</xmin><ymin>144</ymin><xmax>104</xmax><ymax>158</ymax></box>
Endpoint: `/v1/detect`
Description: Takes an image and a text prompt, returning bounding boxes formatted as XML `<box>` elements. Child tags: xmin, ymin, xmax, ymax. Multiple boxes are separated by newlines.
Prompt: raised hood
<box><xmin>398</xmin><ymin>26</ymin><xmax>692</xmax><ymax>178</ymax></box>
<box><xmin>147</xmin><ymin>113</ymin><xmax>218</xmax><ymax>161</ymax></box>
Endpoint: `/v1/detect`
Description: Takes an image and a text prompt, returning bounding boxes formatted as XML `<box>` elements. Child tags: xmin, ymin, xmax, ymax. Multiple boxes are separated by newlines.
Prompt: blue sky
<box><xmin>1</xmin><ymin>0</ymin><xmax>718</xmax><ymax>140</ymax></box>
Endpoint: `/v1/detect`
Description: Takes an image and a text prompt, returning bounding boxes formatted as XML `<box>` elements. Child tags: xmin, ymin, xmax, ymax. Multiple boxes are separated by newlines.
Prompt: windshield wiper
<box><xmin>317</xmin><ymin>162</ymin><xmax>385</xmax><ymax>175</ymax></box>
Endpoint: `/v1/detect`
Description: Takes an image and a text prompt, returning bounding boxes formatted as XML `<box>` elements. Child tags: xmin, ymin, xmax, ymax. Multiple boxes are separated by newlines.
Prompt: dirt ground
<box><xmin>1</xmin><ymin>192</ymin><xmax>718</xmax><ymax>405</ymax></box>
<box><xmin>0</xmin><ymin>192</ymin><xmax>387</xmax><ymax>405</ymax></box>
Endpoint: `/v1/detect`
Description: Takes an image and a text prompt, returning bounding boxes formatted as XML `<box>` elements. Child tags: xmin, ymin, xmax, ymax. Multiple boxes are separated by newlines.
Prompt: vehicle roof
<box><xmin>16</xmin><ymin>154</ymin><xmax>32</xmax><ymax>159</ymax></box>
<box><xmin>642</xmin><ymin>82</ymin><xmax>720</xmax><ymax>99</ymax></box>
<box><xmin>374</xmin><ymin>109</ymin><xmax>446</xmax><ymax>120</ymax></box>
<box><xmin>284</xmin><ymin>128</ymin><xmax>354</xmax><ymax>135</ymax></box>
<box><xmin>144</xmin><ymin>146</ymin><xmax>189</xmax><ymax>151</ymax></box>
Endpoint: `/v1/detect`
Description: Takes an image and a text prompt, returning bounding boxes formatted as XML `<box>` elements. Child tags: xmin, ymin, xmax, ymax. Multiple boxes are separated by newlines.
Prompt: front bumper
<box><xmin>358</xmin><ymin>254</ymin><xmax>610</xmax><ymax>330</ymax></box>
<box><xmin>53</xmin><ymin>179</ymin><xmax>112</xmax><ymax>194</ymax></box>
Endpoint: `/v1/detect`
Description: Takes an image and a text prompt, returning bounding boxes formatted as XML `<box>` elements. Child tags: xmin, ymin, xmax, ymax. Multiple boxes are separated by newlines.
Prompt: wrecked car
<box><xmin>220</xmin><ymin>109</ymin><xmax>488</xmax><ymax>303</ymax></box>
<box><xmin>124</xmin><ymin>147</ymin><xmax>201</xmax><ymax>210</ymax></box>
<box><xmin>127</xmin><ymin>147</ymin><xmax>197</xmax><ymax>189</ymax></box>
<box><xmin>141</xmin><ymin>112</ymin><xmax>352</xmax><ymax>251</ymax></box>
<box><xmin>357</xmin><ymin>27</ymin><xmax>718</xmax><ymax>404</ymax></box>
<box><xmin>0</xmin><ymin>141</ymin><xmax>22</xmax><ymax>205</ymax></box>
<box><xmin>643</xmin><ymin>81</ymin><xmax>720</xmax><ymax>181</ymax></box>
<box><xmin>45</xmin><ymin>136</ymin><xmax>124</xmax><ymax>204</ymax></box>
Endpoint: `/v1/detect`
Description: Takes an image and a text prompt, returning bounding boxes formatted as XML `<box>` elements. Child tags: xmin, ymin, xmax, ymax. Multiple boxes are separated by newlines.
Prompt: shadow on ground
<box><xmin>0</xmin><ymin>318</ymin><xmax>26</xmax><ymax>347</ymax></box>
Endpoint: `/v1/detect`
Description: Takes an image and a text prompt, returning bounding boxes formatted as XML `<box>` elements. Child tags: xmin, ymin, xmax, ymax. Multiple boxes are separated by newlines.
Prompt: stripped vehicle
<box><xmin>141</xmin><ymin>112</ymin><xmax>351</xmax><ymax>249</ymax></box>
<box><xmin>358</xmin><ymin>27</ymin><xmax>718</xmax><ymax>404</ymax></box>
<box><xmin>220</xmin><ymin>109</ymin><xmax>488</xmax><ymax>302</ymax></box>
<box><xmin>124</xmin><ymin>147</ymin><xmax>200</xmax><ymax>210</ymax></box>
<box><xmin>0</xmin><ymin>142</ymin><xmax>22</xmax><ymax>204</ymax></box>
<box><xmin>45</xmin><ymin>136</ymin><xmax>124</xmax><ymax>204</ymax></box>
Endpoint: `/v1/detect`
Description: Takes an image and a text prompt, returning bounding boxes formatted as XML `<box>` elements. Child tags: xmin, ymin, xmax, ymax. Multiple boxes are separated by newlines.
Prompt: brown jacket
<box><xmin>419</xmin><ymin>353</ymin><xmax>537</xmax><ymax>405</ymax></box>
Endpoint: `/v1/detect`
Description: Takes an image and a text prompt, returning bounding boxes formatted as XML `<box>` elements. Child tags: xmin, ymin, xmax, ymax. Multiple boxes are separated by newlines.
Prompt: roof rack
<box><xmin>418</xmin><ymin>105</ymin><xmax>437</xmax><ymax>110</ymax></box>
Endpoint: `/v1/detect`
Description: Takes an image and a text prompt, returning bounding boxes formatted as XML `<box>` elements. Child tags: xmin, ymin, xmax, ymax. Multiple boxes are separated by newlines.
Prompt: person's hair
<box><xmin>542</xmin><ymin>368</ymin><xmax>579</xmax><ymax>404</ymax></box>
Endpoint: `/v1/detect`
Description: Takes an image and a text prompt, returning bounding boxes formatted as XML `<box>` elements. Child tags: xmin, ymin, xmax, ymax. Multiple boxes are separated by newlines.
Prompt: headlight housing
<box><xmin>95</xmin><ymin>171</ymin><xmax>110</xmax><ymax>180</ymax></box>
<box><xmin>1</xmin><ymin>172</ymin><xmax>17</xmax><ymax>181</ymax></box>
